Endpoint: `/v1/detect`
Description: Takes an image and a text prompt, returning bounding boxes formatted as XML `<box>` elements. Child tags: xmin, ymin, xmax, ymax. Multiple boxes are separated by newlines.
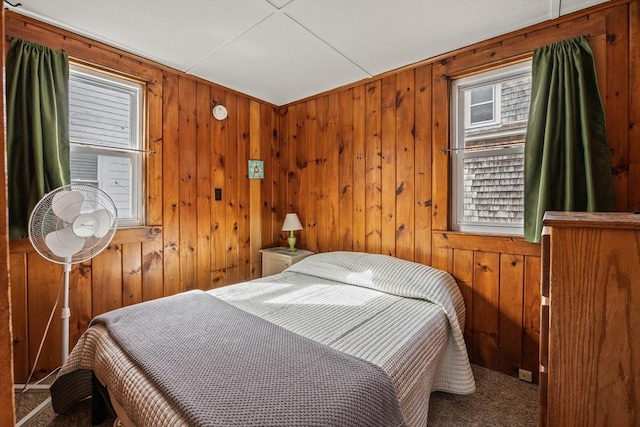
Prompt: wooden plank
<box><xmin>225</xmin><ymin>93</ymin><xmax>239</xmax><ymax>283</ymax></box>
<box><xmin>286</xmin><ymin>104</ymin><xmax>300</xmax><ymax>223</ymax></box>
<box><xmin>436</xmin><ymin>15</ymin><xmax>606</xmax><ymax>78</ymax></box>
<box><xmin>237</xmin><ymin>97</ymin><xmax>251</xmax><ymax>280</ymax></box>
<box><xmin>10</xmin><ymin>227</ymin><xmax>161</xmax><ymax>253</ymax></box>
<box><xmin>431</xmin><ymin>64</ymin><xmax>450</xmax><ymax>232</ymax></box>
<box><xmin>260</xmin><ymin>103</ymin><xmax>277</xmax><ymax>249</ymax></box>
<box><xmin>196</xmin><ymin>82</ymin><xmax>212</xmax><ymax>290</ymax></box>
<box><xmin>452</xmin><ymin>249</ymin><xmax>474</xmax><ymax>356</ymax></box>
<box><xmin>26</xmin><ymin>253</ymin><xmax>62</xmax><ymax>377</ymax></box>
<box><xmin>0</xmin><ymin>7</ymin><xmax>15</xmax><ymax>421</ymax></box>
<box><xmin>523</xmin><ymin>255</ymin><xmax>541</xmax><ymax>383</ymax></box>
<box><xmin>304</xmin><ymin>101</ymin><xmax>319</xmax><ymax>253</ymax></box>
<box><xmin>326</xmin><ymin>92</ymin><xmax>340</xmax><ymax>251</ymax></box>
<box><xmin>141</xmin><ymin>236</ymin><xmax>164</xmax><ymax>301</ymax></box>
<box><xmin>249</xmin><ymin>100</ymin><xmax>262</xmax><ymax>279</ymax></box>
<box><xmin>178</xmin><ymin>76</ymin><xmax>198</xmax><ymax>292</ymax></box>
<box><xmin>352</xmin><ymin>85</ymin><xmax>367</xmax><ymax>252</ymax></box>
<box><xmin>472</xmin><ymin>251</ymin><xmax>500</xmax><ymax>370</ymax></box>
<box><xmin>498</xmin><ymin>253</ymin><xmax>524</xmax><ymax>377</ymax></box>
<box><xmin>433</xmin><ymin>231</ymin><xmax>540</xmax><ymax>256</ymax></box>
<box><xmin>339</xmin><ymin>88</ymin><xmax>354</xmax><ymax>251</ymax></box>
<box><xmin>276</xmin><ymin>108</ymin><xmax>288</xmax><ymax>248</ymax></box>
<box><xmin>602</xmin><ymin>6</ymin><xmax>630</xmax><ymax>211</ymax></box>
<box><xmin>210</xmin><ymin>86</ymin><xmax>227</xmax><ymax>288</ymax></box>
<box><xmin>365</xmin><ymin>80</ymin><xmax>382</xmax><ymax>253</ymax></box>
<box><xmin>395</xmin><ymin>68</ymin><xmax>415</xmax><ymax>261</ymax></box>
<box><xmin>294</xmin><ymin>103</ymin><xmax>308</xmax><ymax>250</ymax></box>
<box><xmin>315</xmin><ymin>96</ymin><xmax>330</xmax><ymax>253</ymax></box>
<box><xmin>630</xmin><ymin>0</ymin><xmax>640</xmax><ymax>211</ymax></box>
<box><xmin>380</xmin><ymin>75</ymin><xmax>396</xmax><ymax>257</ymax></box>
<box><xmin>10</xmin><ymin>254</ymin><xmax>27</xmax><ymax>383</ymax></box>
<box><xmin>162</xmin><ymin>71</ymin><xmax>181</xmax><ymax>296</ymax></box>
<box><xmin>414</xmin><ymin>64</ymin><xmax>433</xmax><ymax>265</ymax></box>
<box><xmin>431</xmin><ymin>246</ymin><xmax>453</xmax><ymax>274</ymax></box>
<box><xmin>146</xmin><ymin>70</ymin><xmax>164</xmax><ymax>226</ymax></box>
<box><xmin>276</xmin><ymin>109</ymin><xmax>289</xmax><ymax>248</ymax></box>
<box><xmin>91</xmin><ymin>244</ymin><xmax>122</xmax><ymax>317</ymax></box>
<box><xmin>122</xmin><ymin>243</ymin><xmax>142</xmax><ymax>306</ymax></box>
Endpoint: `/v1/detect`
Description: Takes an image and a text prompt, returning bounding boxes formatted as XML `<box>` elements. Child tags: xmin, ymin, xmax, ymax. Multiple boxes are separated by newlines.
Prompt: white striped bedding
<box><xmin>212</xmin><ymin>251</ymin><xmax>476</xmax><ymax>425</ymax></box>
<box><xmin>58</xmin><ymin>251</ymin><xmax>475</xmax><ymax>426</ymax></box>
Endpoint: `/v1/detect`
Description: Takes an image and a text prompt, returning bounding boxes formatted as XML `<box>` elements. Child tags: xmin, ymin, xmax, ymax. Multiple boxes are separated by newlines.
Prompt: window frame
<box><xmin>464</xmin><ymin>84</ymin><xmax>502</xmax><ymax>128</ymax></box>
<box><xmin>68</xmin><ymin>63</ymin><xmax>146</xmax><ymax>228</ymax></box>
<box><xmin>450</xmin><ymin>61</ymin><xmax>532</xmax><ymax>236</ymax></box>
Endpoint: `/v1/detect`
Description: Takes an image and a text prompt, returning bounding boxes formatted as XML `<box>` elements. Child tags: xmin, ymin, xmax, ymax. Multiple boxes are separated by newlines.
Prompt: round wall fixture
<box><xmin>212</xmin><ymin>104</ymin><xmax>228</xmax><ymax>120</ymax></box>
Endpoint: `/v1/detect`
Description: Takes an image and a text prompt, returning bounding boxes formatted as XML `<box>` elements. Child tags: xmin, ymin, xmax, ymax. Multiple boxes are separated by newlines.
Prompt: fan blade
<box><xmin>45</xmin><ymin>227</ymin><xmax>85</xmax><ymax>258</ymax></box>
<box><xmin>52</xmin><ymin>191</ymin><xmax>84</xmax><ymax>223</ymax></box>
<box><xmin>91</xmin><ymin>209</ymin><xmax>113</xmax><ymax>238</ymax></box>
<box><xmin>72</xmin><ymin>209</ymin><xmax>112</xmax><ymax>238</ymax></box>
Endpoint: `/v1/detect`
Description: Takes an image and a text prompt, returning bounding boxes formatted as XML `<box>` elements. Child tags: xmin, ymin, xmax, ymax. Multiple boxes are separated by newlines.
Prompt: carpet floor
<box><xmin>15</xmin><ymin>364</ymin><xmax>537</xmax><ymax>426</ymax></box>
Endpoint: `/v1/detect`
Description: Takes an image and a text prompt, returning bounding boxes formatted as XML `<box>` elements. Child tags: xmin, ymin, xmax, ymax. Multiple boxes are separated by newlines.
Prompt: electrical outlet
<box><xmin>518</xmin><ymin>368</ymin><xmax>533</xmax><ymax>383</ymax></box>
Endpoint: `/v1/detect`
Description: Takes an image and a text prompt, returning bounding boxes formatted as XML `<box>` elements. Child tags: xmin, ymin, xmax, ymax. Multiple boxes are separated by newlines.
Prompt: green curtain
<box><xmin>524</xmin><ymin>36</ymin><xmax>615</xmax><ymax>243</ymax></box>
<box><xmin>6</xmin><ymin>39</ymin><xmax>70</xmax><ymax>239</ymax></box>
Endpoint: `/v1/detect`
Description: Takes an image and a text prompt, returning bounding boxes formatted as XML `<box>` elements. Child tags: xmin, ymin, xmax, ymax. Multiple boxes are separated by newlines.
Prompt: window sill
<box><xmin>9</xmin><ymin>226</ymin><xmax>162</xmax><ymax>254</ymax></box>
<box><xmin>432</xmin><ymin>230</ymin><xmax>539</xmax><ymax>256</ymax></box>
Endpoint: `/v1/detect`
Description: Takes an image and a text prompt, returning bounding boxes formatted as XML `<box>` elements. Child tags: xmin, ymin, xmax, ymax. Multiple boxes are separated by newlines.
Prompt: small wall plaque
<box><xmin>248</xmin><ymin>160</ymin><xmax>264</xmax><ymax>179</ymax></box>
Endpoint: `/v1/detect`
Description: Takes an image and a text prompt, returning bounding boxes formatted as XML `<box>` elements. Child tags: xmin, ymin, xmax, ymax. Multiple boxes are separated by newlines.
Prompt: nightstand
<box><xmin>259</xmin><ymin>247</ymin><xmax>314</xmax><ymax>277</ymax></box>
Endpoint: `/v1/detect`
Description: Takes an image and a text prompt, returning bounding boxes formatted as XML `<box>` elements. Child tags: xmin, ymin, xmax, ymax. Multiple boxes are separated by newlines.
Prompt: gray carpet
<box><xmin>15</xmin><ymin>364</ymin><xmax>537</xmax><ymax>426</ymax></box>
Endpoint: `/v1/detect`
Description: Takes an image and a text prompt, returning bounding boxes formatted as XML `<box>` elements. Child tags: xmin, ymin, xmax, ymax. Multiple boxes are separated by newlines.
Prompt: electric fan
<box><xmin>28</xmin><ymin>183</ymin><xmax>118</xmax><ymax>363</ymax></box>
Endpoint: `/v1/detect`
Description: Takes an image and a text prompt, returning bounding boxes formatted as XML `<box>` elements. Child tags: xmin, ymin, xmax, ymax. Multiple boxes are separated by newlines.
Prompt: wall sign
<box><xmin>248</xmin><ymin>160</ymin><xmax>264</xmax><ymax>179</ymax></box>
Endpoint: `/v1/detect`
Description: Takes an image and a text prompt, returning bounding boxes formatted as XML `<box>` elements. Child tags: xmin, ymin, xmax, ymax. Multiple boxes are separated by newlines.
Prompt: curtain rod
<box><xmin>440</xmin><ymin>142</ymin><xmax>523</xmax><ymax>153</ymax></box>
<box><xmin>71</xmin><ymin>142</ymin><xmax>155</xmax><ymax>155</ymax></box>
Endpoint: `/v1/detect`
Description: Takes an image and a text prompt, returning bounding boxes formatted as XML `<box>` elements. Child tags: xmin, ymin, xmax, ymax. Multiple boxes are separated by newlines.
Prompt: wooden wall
<box><xmin>4</xmin><ymin>0</ymin><xmax>639</xmax><ymax>388</ymax></box>
<box><xmin>278</xmin><ymin>0</ymin><xmax>640</xmax><ymax>381</ymax></box>
<box><xmin>0</xmin><ymin>7</ymin><xmax>16</xmax><ymax>427</ymax></box>
<box><xmin>5</xmin><ymin>12</ymin><xmax>282</xmax><ymax>382</ymax></box>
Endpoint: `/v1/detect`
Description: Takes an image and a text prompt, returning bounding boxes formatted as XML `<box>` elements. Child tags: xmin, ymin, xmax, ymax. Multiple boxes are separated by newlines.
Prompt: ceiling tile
<box><xmin>15</xmin><ymin>0</ymin><xmax>274</xmax><ymax>71</ymax></box>
<box><xmin>286</xmin><ymin>0</ymin><xmax>551</xmax><ymax>77</ymax></box>
<box><xmin>189</xmin><ymin>12</ymin><xmax>369</xmax><ymax>105</ymax></box>
<box><xmin>559</xmin><ymin>0</ymin><xmax>610</xmax><ymax>14</ymax></box>
<box><xmin>10</xmin><ymin>0</ymin><xmax>611</xmax><ymax>105</ymax></box>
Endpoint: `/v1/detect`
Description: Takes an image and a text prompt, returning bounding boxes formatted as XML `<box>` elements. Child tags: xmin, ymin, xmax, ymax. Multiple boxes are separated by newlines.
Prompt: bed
<box><xmin>50</xmin><ymin>251</ymin><xmax>475</xmax><ymax>426</ymax></box>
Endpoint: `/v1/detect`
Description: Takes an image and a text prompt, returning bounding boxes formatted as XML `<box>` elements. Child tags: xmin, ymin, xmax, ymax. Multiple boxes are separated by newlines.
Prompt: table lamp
<box><xmin>281</xmin><ymin>213</ymin><xmax>303</xmax><ymax>252</ymax></box>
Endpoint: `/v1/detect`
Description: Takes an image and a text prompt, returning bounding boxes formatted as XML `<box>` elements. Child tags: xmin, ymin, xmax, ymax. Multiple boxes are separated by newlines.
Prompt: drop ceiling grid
<box><xmin>10</xmin><ymin>0</ymin><xmax>611</xmax><ymax>105</ymax></box>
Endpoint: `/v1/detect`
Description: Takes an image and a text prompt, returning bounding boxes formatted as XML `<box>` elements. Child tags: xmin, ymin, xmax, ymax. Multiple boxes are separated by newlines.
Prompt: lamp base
<box><xmin>287</xmin><ymin>235</ymin><xmax>297</xmax><ymax>252</ymax></box>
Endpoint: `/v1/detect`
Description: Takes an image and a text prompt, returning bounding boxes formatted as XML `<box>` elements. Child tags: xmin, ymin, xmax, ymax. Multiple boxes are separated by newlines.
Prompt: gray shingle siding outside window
<box><xmin>461</xmin><ymin>78</ymin><xmax>530</xmax><ymax>225</ymax></box>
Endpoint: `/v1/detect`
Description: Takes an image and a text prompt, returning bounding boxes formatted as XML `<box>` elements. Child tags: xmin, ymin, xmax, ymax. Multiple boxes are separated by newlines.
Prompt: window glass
<box><xmin>69</xmin><ymin>64</ymin><xmax>144</xmax><ymax>227</ymax></box>
<box><xmin>451</xmin><ymin>61</ymin><xmax>532</xmax><ymax>235</ymax></box>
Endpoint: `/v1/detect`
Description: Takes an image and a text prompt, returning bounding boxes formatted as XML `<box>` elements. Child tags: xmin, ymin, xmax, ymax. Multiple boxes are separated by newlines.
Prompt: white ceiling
<box><xmin>7</xmin><ymin>0</ymin><xmax>609</xmax><ymax>106</ymax></box>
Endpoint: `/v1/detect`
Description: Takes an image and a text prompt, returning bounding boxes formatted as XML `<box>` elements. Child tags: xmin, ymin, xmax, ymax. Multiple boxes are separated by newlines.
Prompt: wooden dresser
<box><xmin>539</xmin><ymin>212</ymin><xmax>640</xmax><ymax>427</ymax></box>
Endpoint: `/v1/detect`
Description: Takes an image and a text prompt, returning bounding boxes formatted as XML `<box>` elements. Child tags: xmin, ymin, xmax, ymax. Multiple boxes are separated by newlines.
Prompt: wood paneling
<box><xmin>0</xmin><ymin>7</ymin><xmax>16</xmax><ymax>425</ymax></box>
<box><xmin>277</xmin><ymin>1</ymin><xmax>639</xmax><ymax>381</ymax></box>
<box><xmin>5</xmin><ymin>12</ymin><xmax>280</xmax><ymax>381</ymax></box>
<box><xmin>4</xmin><ymin>1</ymin><xmax>639</xmax><ymax>391</ymax></box>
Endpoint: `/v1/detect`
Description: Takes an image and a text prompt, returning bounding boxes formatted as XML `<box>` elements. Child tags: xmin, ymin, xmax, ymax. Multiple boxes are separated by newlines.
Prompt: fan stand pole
<box><xmin>61</xmin><ymin>261</ymin><xmax>71</xmax><ymax>364</ymax></box>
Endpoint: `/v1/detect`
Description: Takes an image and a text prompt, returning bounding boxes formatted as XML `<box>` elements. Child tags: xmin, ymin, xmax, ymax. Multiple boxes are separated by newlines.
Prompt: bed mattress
<box><xmin>53</xmin><ymin>251</ymin><xmax>475</xmax><ymax>426</ymax></box>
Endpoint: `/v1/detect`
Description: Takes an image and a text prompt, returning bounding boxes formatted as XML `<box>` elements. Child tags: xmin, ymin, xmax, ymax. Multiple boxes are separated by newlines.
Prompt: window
<box><xmin>451</xmin><ymin>61</ymin><xmax>532</xmax><ymax>235</ymax></box>
<box><xmin>465</xmin><ymin>85</ymin><xmax>501</xmax><ymax>128</ymax></box>
<box><xmin>69</xmin><ymin>64</ymin><xmax>144</xmax><ymax>227</ymax></box>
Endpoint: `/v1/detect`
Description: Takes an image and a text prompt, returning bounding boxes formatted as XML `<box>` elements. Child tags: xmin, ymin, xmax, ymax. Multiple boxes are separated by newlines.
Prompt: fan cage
<box><xmin>28</xmin><ymin>184</ymin><xmax>118</xmax><ymax>265</ymax></box>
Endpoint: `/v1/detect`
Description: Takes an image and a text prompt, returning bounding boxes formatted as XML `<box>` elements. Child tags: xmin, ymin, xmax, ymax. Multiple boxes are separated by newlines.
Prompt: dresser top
<box><xmin>543</xmin><ymin>211</ymin><xmax>640</xmax><ymax>229</ymax></box>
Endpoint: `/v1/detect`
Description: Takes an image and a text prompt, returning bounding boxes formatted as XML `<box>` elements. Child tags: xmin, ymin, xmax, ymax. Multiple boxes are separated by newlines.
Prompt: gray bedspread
<box><xmin>60</xmin><ymin>289</ymin><xmax>406</xmax><ymax>427</ymax></box>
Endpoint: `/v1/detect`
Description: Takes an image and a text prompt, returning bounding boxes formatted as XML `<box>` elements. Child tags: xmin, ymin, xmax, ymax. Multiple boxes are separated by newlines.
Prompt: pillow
<box><xmin>286</xmin><ymin>251</ymin><xmax>465</xmax><ymax>327</ymax></box>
